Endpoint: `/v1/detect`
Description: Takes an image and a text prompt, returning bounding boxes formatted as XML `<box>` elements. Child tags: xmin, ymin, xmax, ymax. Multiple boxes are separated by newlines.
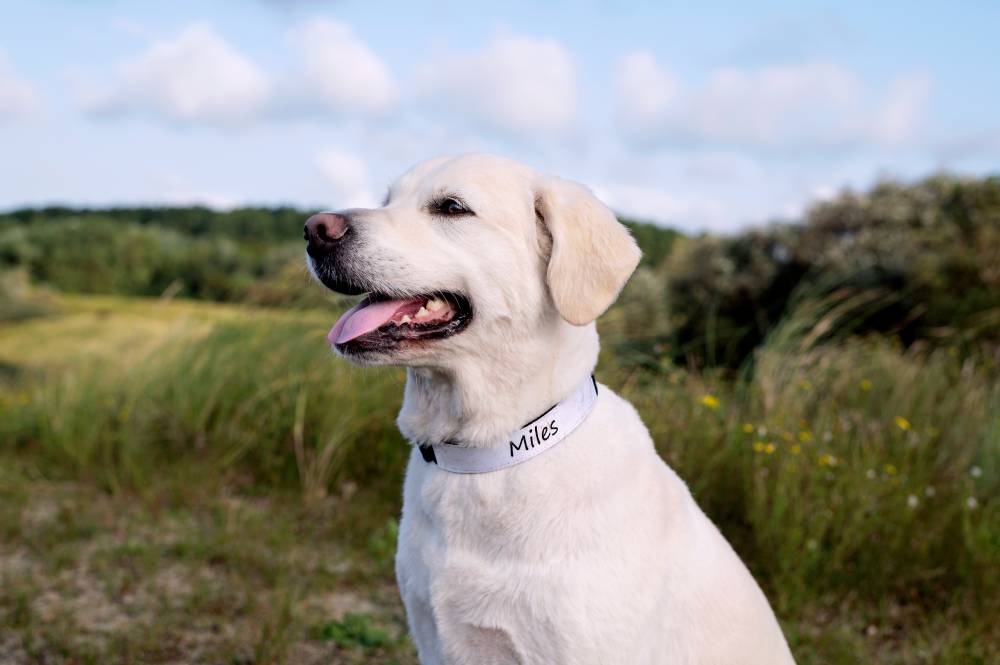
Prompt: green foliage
<box><xmin>0</xmin><ymin>205</ymin><xmax>306</xmax><ymax>242</ymax></box>
<box><xmin>0</xmin><ymin>218</ymin><xmax>293</xmax><ymax>302</ymax></box>
<box><xmin>310</xmin><ymin>613</ymin><xmax>395</xmax><ymax>649</ymax></box>
<box><xmin>659</xmin><ymin>174</ymin><xmax>1000</xmax><ymax>366</ymax></box>
<box><xmin>0</xmin><ymin>268</ymin><xmax>56</xmax><ymax>322</ymax></box>
<box><xmin>0</xmin><ymin>313</ymin><xmax>408</xmax><ymax>499</ymax></box>
<box><xmin>0</xmin><ymin>206</ymin><xmax>680</xmax><ymax>311</ymax></box>
<box><xmin>2</xmin><ymin>297</ymin><xmax>996</xmax><ymax>622</ymax></box>
<box><xmin>1</xmin><ymin>175</ymin><xmax>997</xmax><ymax>663</ymax></box>
<box><xmin>620</xmin><ymin>217</ymin><xmax>681</xmax><ymax>267</ymax></box>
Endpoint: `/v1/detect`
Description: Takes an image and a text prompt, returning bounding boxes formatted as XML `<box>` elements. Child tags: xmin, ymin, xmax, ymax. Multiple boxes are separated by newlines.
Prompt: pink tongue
<box><xmin>327</xmin><ymin>298</ymin><xmax>414</xmax><ymax>345</ymax></box>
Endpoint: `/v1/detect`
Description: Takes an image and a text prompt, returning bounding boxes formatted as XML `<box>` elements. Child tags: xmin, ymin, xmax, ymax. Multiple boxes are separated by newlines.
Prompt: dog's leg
<box><xmin>402</xmin><ymin>592</ymin><xmax>447</xmax><ymax>665</ymax></box>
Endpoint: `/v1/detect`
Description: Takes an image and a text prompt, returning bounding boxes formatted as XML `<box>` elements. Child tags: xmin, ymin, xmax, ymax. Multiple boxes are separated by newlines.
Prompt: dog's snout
<box><xmin>304</xmin><ymin>212</ymin><xmax>349</xmax><ymax>256</ymax></box>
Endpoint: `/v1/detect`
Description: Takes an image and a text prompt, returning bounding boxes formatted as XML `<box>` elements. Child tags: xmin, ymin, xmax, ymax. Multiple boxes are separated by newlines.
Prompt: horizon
<box><xmin>2</xmin><ymin>168</ymin><xmax>991</xmax><ymax>237</ymax></box>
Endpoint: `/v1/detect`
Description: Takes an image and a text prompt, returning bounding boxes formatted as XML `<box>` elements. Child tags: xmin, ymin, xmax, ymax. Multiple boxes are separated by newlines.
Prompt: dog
<box><xmin>305</xmin><ymin>153</ymin><xmax>796</xmax><ymax>665</ymax></box>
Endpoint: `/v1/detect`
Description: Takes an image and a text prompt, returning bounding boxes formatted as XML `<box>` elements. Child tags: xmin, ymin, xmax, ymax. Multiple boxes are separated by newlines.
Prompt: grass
<box><xmin>0</xmin><ymin>474</ymin><xmax>414</xmax><ymax>665</ymax></box>
<box><xmin>1</xmin><ymin>294</ymin><xmax>998</xmax><ymax>664</ymax></box>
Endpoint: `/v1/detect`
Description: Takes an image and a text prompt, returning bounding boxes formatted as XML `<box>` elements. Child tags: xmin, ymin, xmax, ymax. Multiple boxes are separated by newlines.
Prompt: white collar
<box><xmin>417</xmin><ymin>374</ymin><xmax>599</xmax><ymax>474</ymax></box>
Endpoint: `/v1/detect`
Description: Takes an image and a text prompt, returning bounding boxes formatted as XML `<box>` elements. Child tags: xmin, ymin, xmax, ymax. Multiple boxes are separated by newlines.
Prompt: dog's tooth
<box><xmin>400</xmin><ymin>314</ymin><xmax>411</xmax><ymax>324</ymax></box>
<box><xmin>427</xmin><ymin>298</ymin><xmax>444</xmax><ymax>312</ymax></box>
<box><xmin>416</xmin><ymin>306</ymin><xmax>429</xmax><ymax>319</ymax></box>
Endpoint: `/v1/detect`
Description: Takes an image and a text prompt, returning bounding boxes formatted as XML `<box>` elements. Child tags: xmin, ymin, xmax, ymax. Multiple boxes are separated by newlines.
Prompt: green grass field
<box><xmin>1</xmin><ymin>294</ymin><xmax>997</xmax><ymax>664</ymax></box>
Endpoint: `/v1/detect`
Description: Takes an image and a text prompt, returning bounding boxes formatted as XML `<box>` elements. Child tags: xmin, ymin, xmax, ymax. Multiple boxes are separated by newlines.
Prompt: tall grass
<box><xmin>1</xmin><ymin>296</ymin><xmax>997</xmax><ymax>656</ymax></box>
<box><xmin>1</xmin><ymin>317</ymin><xmax>407</xmax><ymax>500</ymax></box>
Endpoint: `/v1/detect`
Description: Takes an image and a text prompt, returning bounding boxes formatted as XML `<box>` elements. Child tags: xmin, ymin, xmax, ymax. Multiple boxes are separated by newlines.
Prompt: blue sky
<box><xmin>0</xmin><ymin>0</ymin><xmax>997</xmax><ymax>232</ymax></box>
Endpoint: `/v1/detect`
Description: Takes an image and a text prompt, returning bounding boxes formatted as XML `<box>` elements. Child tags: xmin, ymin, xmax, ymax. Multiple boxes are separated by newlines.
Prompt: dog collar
<box><xmin>417</xmin><ymin>374</ymin><xmax>599</xmax><ymax>474</ymax></box>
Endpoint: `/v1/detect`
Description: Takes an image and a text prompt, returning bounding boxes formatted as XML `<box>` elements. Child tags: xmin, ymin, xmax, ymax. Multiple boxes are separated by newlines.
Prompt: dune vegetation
<box><xmin>0</xmin><ymin>174</ymin><xmax>997</xmax><ymax>664</ymax></box>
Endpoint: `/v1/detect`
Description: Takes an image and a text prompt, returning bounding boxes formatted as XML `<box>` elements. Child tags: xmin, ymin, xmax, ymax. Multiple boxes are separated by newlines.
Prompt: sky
<box><xmin>0</xmin><ymin>0</ymin><xmax>998</xmax><ymax>233</ymax></box>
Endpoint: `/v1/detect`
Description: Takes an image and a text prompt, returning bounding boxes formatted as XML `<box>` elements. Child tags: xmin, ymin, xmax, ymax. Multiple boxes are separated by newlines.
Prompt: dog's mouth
<box><xmin>328</xmin><ymin>292</ymin><xmax>473</xmax><ymax>354</ymax></box>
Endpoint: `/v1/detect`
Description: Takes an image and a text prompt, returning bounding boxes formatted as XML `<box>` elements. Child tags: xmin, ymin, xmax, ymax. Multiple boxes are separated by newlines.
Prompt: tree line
<box><xmin>2</xmin><ymin>173</ymin><xmax>997</xmax><ymax>366</ymax></box>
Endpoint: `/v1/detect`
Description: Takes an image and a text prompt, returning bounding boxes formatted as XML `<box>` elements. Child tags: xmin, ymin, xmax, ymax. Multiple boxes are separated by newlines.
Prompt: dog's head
<box><xmin>305</xmin><ymin>153</ymin><xmax>641</xmax><ymax>365</ymax></box>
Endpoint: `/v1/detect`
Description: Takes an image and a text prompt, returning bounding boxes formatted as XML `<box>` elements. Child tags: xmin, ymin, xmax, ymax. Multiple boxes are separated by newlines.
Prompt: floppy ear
<box><xmin>535</xmin><ymin>176</ymin><xmax>642</xmax><ymax>325</ymax></box>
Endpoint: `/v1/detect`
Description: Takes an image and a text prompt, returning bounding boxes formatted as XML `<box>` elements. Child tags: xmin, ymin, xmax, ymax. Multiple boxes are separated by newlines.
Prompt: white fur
<box><xmin>313</xmin><ymin>154</ymin><xmax>796</xmax><ymax>664</ymax></box>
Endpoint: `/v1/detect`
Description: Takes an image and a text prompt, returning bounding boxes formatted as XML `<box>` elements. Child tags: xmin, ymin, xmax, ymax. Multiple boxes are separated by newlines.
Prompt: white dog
<box><xmin>305</xmin><ymin>154</ymin><xmax>796</xmax><ymax>665</ymax></box>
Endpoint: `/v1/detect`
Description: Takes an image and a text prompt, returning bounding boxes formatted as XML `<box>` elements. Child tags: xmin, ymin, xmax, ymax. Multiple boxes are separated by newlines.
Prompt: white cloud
<box><xmin>415</xmin><ymin>32</ymin><xmax>577</xmax><ymax>141</ymax></box>
<box><xmin>314</xmin><ymin>147</ymin><xmax>376</xmax><ymax>208</ymax></box>
<box><xmin>84</xmin><ymin>24</ymin><xmax>270</xmax><ymax>126</ymax></box>
<box><xmin>869</xmin><ymin>72</ymin><xmax>932</xmax><ymax>145</ymax></box>
<box><xmin>292</xmin><ymin>18</ymin><xmax>396</xmax><ymax>116</ymax></box>
<box><xmin>615</xmin><ymin>52</ymin><xmax>932</xmax><ymax>150</ymax></box>
<box><xmin>0</xmin><ymin>50</ymin><xmax>41</xmax><ymax>121</ymax></box>
<box><xmin>83</xmin><ymin>21</ymin><xmax>397</xmax><ymax>126</ymax></box>
<box><xmin>614</xmin><ymin>52</ymin><xmax>680</xmax><ymax>136</ymax></box>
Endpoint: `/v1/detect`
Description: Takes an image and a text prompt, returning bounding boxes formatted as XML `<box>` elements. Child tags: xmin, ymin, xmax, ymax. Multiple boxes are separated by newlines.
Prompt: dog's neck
<box><xmin>397</xmin><ymin>319</ymin><xmax>600</xmax><ymax>448</ymax></box>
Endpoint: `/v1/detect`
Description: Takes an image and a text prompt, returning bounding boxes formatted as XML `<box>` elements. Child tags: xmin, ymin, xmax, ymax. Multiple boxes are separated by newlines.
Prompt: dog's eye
<box><xmin>431</xmin><ymin>197</ymin><xmax>473</xmax><ymax>217</ymax></box>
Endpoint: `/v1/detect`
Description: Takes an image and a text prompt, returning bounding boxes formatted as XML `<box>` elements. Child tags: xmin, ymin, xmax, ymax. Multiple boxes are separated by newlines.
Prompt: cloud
<box><xmin>314</xmin><ymin>147</ymin><xmax>376</xmax><ymax>208</ymax></box>
<box><xmin>82</xmin><ymin>20</ymin><xmax>396</xmax><ymax>127</ymax></box>
<box><xmin>290</xmin><ymin>18</ymin><xmax>397</xmax><ymax>116</ymax></box>
<box><xmin>0</xmin><ymin>50</ymin><xmax>41</xmax><ymax>121</ymax></box>
<box><xmin>615</xmin><ymin>52</ymin><xmax>932</xmax><ymax>150</ymax></box>
<box><xmin>870</xmin><ymin>72</ymin><xmax>933</xmax><ymax>145</ymax></box>
<box><xmin>83</xmin><ymin>24</ymin><xmax>270</xmax><ymax>126</ymax></box>
<box><xmin>415</xmin><ymin>32</ymin><xmax>577</xmax><ymax>141</ymax></box>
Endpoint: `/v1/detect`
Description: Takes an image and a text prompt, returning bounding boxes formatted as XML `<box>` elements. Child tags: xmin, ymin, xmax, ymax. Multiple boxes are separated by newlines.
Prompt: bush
<box><xmin>660</xmin><ymin>174</ymin><xmax>1000</xmax><ymax>367</ymax></box>
<box><xmin>0</xmin><ymin>218</ymin><xmax>298</xmax><ymax>302</ymax></box>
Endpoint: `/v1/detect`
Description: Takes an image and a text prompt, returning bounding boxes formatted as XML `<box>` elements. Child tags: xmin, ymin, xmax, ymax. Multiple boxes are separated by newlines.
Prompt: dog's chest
<box><xmin>397</xmin><ymin>475</ymin><xmax>600</xmax><ymax>662</ymax></box>
<box><xmin>396</xmin><ymin>435</ymin><xmax>676</xmax><ymax>663</ymax></box>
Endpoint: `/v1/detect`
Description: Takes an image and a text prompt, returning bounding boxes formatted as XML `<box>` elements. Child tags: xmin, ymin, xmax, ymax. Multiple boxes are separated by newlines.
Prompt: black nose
<box><xmin>304</xmin><ymin>212</ymin><xmax>349</xmax><ymax>256</ymax></box>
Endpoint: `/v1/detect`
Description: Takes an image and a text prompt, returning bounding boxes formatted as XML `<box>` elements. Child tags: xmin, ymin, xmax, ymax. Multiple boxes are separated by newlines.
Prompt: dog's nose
<box><xmin>304</xmin><ymin>212</ymin><xmax>349</xmax><ymax>256</ymax></box>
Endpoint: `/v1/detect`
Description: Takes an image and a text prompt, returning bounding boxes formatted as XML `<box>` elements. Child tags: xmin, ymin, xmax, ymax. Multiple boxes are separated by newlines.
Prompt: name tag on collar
<box><xmin>418</xmin><ymin>375</ymin><xmax>599</xmax><ymax>474</ymax></box>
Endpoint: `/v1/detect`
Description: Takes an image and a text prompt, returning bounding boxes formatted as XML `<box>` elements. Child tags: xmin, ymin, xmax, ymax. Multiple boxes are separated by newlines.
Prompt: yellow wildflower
<box><xmin>859</xmin><ymin>379</ymin><xmax>872</xmax><ymax>392</ymax></box>
<box><xmin>764</xmin><ymin>443</ymin><xmax>776</xmax><ymax>455</ymax></box>
<box><xmin>701</xmin><ymin>394</ymin><xmax>720</xmax><ymax>410</ymax></box>
<box><xmin>884</xmin><ymin>463</ymin><xmax>898</xmax><ymax>475</ymax></box>
<box><xmin>818</xmin><ymin>453</ymin><xmax>838</xmax><ymax>467</ymax></box>
<box><xmin>753</xmin><ymin>441</ymin><xmax>766</xmax><ymax>453</ymax></box>
<box><xmin>894</xmin><ymin>416</ymin><xmax>911</xmax><ymax>431</ymax></box>
<box><xmin>798</xmin><ymin>431</ymin><xmax>813</xmax><ymax>443</ymax></box>
<box><xmin>742</xmin><ymin>423</ymin><xmax>754</xmax><ymax>434</ymax></box>
<box><xmin>790</xmin><ymin>444</ymin><xmax>802</xmax><ymax>455</ymax></box>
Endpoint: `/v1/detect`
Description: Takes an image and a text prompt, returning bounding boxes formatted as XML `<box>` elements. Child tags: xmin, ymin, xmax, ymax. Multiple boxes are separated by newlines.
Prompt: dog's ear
<box><xmin>534</xmin><ymin>176</ymin><xmax>642</xmax><ymax>325</ymax></box>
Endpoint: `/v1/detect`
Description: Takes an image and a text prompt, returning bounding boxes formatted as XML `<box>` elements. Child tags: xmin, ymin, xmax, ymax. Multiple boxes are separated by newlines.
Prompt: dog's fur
<box><xmin>310</xmin><ymin>154</ymin><xmax>796</xmax><ymax>664</ymax></box>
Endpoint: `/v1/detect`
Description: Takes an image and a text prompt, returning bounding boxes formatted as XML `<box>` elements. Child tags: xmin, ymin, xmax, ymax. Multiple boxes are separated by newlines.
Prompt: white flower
<box><xmin>866</xmin><ymin>468</ymin><xmax>877</xmax><ymax>480</ymax></box>
<box><xmin>907</xmin><ymin>495</ymin><xmax>919</xmax><ymax>509</ymax></box>
<box><xmin>924</xmin><ymin>486</ymin><xmax>936</xmax><ymax>498</ymax></box>
<box><xmin>966</xmin><ymin>496</ymin><xmax>979</xmax><ymax>510</ymax></box>
<box><xmin>970</xmin><ymin>466</ymin><xmax>983</xmax><ymax>478</ymax></box>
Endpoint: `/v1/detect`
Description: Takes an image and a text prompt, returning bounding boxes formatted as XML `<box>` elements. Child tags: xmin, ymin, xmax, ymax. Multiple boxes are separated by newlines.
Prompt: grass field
<box><xmin>1</xmin><ymin>294</ymin><xmax>997</xmax><ymax>664</ymax></box>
